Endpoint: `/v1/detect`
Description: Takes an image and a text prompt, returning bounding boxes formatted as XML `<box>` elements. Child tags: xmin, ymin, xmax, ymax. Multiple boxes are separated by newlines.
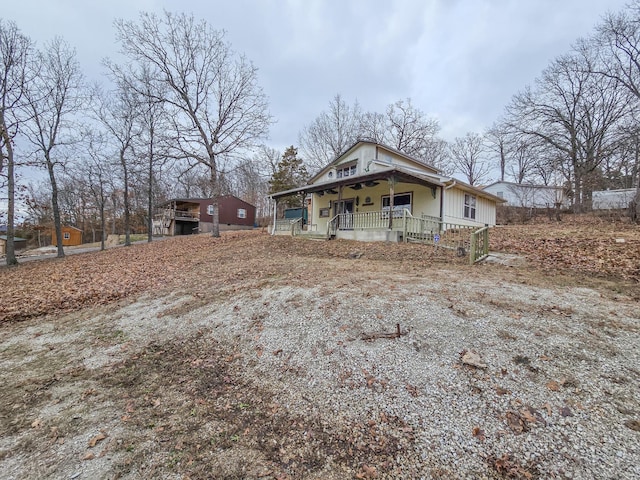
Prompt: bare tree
<box><xmin>484</xmin><ymin>122</ymin><xmax>511</xmax><ymax>182</ymax></box>
<box><xmin>591</xmin><ymin>2</ymin><xmax>640</xmax><ymax>217</ymax></box>
<box><xmin>78</xmin><ymin>132</ymin><xmax>112</xmax><ymax>250</ymax></box>
<box><xmin>506</xmin><ymin>52</ymin><xmax>629</xmax><ymax>210</ymax></box>
<box><xmin>0</xmin><ymin>20</ymin><xmax>33</xmax><ymax>266</ymax></box>
<box><xmin>449</xmin><ymin>132</ymin><xmax>489</xmax><ymax>186</ymax></box>
<box><xmin>298</xmin><ymin>94</ymin><xmax>362</xmax><ymax>172</ymax></box>
<box><xmin>21</xmin><ymin>37</ymin><xmax>85</xmax><ymax>258</ymax></box>
<box><xmin>113</xmin><ymin>11</ymin><xmax>272</xmax><ymax>237</ymax></box>
<box><xmin>92</xmin><ymin>84</ymin><xmax>142</xmax><ymax>246</ymax></box>
<box><xmin>133</xmin><ymin>66</ymin><xmax>170</xmax><ymax>242</ymax></box>
<box><xmin>383</xmin><ymin>98</ymin><xmax>441</xmax><ymax>161</ymax></box>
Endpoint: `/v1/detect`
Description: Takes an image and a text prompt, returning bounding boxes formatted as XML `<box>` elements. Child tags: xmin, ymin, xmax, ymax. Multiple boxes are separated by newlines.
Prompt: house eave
<box><xmin>269</xmin><ymin>167</ymin><xmax>445</xmax><ymax>201</ymax></box>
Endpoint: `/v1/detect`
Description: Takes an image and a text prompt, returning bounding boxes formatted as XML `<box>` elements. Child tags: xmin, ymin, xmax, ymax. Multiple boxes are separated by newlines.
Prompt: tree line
<box><xmin>3</xmin><ymin>3</ymin><xmax>640</xmax><ymax>265</ymax></box>
<box><xmin>294</xmin><ymin>3</ymin><xmax>640</xmax><ymax>214</ymax></box>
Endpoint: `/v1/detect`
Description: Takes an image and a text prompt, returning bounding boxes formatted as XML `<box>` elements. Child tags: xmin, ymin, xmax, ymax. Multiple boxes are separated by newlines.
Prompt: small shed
<box><xmin>52</xmin><ymin>226</ymin><xmax>83</xmax><ymax>246</ymax></box>
<box><xmin>0</xmin><ymin>236</ymin><xmax>27</xmax><ymax>255</ymax></box>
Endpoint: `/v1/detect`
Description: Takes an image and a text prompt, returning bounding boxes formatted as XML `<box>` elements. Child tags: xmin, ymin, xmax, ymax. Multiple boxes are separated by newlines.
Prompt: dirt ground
<box><xmin>0</xmin><ymin>221</ymin><xmax>639</xmax><ymax>479</ymax></box>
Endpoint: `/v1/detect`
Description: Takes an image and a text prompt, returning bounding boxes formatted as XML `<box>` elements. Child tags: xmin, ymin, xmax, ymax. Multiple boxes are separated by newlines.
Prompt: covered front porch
<box><xmin>270</xmin><ymin>167</ymin><xmax>490</xmax><ymax>262</ymax></box>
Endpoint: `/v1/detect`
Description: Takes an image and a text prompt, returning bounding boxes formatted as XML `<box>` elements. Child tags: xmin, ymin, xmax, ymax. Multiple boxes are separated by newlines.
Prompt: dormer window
<box><xmin>336</xmin><ymin>163</ymin><xmax>357</xmax><ymax>178</ymax></box>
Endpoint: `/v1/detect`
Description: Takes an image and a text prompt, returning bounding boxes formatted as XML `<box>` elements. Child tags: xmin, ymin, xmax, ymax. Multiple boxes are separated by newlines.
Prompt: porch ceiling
<box><xmin>269</xmin><ymin>168</ymin><xmax>444</xmax><ymax>200</ymax></box>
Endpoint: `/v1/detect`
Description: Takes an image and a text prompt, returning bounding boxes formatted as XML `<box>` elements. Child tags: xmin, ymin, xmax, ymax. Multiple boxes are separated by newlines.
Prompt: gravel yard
<box><xmin>0</xmin><ymin>230</ymin><xmax>639</xmax><ymax>479</ymax></box>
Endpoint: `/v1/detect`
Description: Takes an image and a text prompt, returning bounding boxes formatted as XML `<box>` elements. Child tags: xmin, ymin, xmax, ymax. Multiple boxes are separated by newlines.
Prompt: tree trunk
<box><xmin>210</xmin><ymin>161</ymin><xmax>220</xmax><ymax>237</ymax></box>
<box><xmin>147</xmin><ymin>128</ymin><xmax>154</xmax><ymax>242</ymax></box>
<box><xmin>100</xmin><ymin>201</ymin><xmax>106</xmax><ymax>251</ymax></box>
<box><xmin>630</xmin><ymin>188</ymin><xmax>640</xmax><ymax>224</ymax></box>
<box><xmin>46</xmin><ymin>157</ymin><xmax>65</xmax><ymax>258</ymax></box>
<box><xmin>121</xmin><ymin>150</ymin><xmax>131</xmax><ymax>246</ymax></box>
<box><xmin>5</xmin><ymin>140</ymin><xmax>18</xmax><ymax>266</ymax></box>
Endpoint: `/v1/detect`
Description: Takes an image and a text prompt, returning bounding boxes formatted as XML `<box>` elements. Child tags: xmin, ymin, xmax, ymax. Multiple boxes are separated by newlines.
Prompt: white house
<box><xmin>592</xmin><ymin>188</ymin><xmax>637</xmax><ymax>210</ymax></box>
<box><xmin>269</xmin><ymin>140</ymin><xmax>504</xmax><ymax>242</ymax></box>
<box><xmin>482</xmin><ymin>181</ymin><xmax>567</xmax><ymax>208</ymax></box>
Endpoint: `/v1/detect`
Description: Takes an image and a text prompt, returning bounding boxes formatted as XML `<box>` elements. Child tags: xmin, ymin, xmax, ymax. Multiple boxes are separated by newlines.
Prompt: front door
<box><xmin>334</xmin><ymin>199</ymin><xmax>354</xmax><ymax>229</ymax></box>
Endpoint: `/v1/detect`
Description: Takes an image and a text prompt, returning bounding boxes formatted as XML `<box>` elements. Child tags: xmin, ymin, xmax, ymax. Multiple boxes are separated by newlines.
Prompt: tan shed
<box><xmin>52</xmin><ymin>226</ymin><xmax>83</xmax><ymax>246</ymax></box>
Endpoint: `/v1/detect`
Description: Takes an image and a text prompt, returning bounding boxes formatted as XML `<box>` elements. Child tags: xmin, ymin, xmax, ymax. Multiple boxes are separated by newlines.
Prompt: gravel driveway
<box><xmin>0</xmin><ymin>234</ymin><xmax>638</xmax><ymax>479</ymax></box>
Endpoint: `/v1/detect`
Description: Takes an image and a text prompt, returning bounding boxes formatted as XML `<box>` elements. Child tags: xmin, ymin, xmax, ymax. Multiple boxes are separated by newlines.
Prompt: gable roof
<box><xmin>483</xmin><ymin>181</ymin><xmax>563</xmax><ymax>190</ymax></box>
<box><xmin>269</xmin><ymin>139</ymin><xmax>504</xmax><ymax>203</ymax></box>
<box><xmin>308</xmin><ymin>140</ymin><xmax>440</xmax><ymax>183</ymax></box>
<box><xmin>0</xmin><ymin>235</ymin><xmax>27</xmax><ymax>241</ymax></box>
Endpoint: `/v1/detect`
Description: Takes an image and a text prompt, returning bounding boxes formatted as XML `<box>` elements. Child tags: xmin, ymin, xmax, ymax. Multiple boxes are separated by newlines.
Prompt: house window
<box><xmin>63</xmin><ymin>232</ymin><xmax>70</xmax><ymax>240</ymax></box>
<box><xmin>336</xmin><ymin>163</ymin><xmax>357</xmax><ymax>178</ymax></box>
<box><xmin>319</xmin><ymin>208</ymin><xmax>330</xmax><ymax>218</ymax></box>
<box><xmin>207</xmin><ymin>204</ymin><xmax>214</xmax><ymax>215</ymax></box>
<box><xmin>496</xmin><ymin>191</ymin><xmax>504</xmax><ymax>198</ymax></box>
<box><xmin>382</xmin><ymin>192</ymin><xmax>412</xmax><ymax>217</ymax></box>
<box><xmin>464</xmin><ymin>194</ymin><xmax>477</xmax><ymax>220</ymax></box>
<box><xmin>237</xmin><ymin>208</ymin><xmax>246</xmax><ymax>219</ymax></box>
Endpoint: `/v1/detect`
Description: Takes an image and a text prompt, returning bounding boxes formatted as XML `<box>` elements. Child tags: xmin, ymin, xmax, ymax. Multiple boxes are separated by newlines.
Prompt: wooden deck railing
<box><xmin>289</xmin><ymin>209</ymin><xmax>491</xmax><ymax>263</ymax></box>
<box><xmin>470</xmin><ymin>225</ymin><xmax>490</xmax><ymax>264</ymax></box>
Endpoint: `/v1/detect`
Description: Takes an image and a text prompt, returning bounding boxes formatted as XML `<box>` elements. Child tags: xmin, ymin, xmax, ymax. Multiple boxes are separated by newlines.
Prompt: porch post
<box><xmin>388</xmin><ymin>176</ymin><xmax>395</xmax><ymax>230</ymax></box>
<box><xmin>338</xmin><ymin>185</ymin><xmax>343</xmax><ymax>230</ymax></box>
<box><xmin>440</xmin><ymin>186</ymin><xmax>445</xmax><ymax>224</ymax></box>
<box><xmin>271</xmin><ymin>197</ymin><xmax>278</xmax><ymax>235</ymax></box>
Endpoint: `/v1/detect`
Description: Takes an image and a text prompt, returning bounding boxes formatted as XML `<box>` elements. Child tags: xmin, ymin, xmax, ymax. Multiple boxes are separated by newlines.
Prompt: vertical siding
<box><xmin>52</xmin><ymin>227</ymin><xmax>83</xmax><ymax>246</ymax></box>
<box><xmin>444</xmin><ymin>188</ymin><xmax>495</xmax><ymax>226</ymax></box>
<box><xmin>218</xmin><ymin>196</ymin><xmax>256</xmax><ymax>226</ymax></box>
<box><xmin>199</xmin><ymin>196</ymin><xmax>256</xmax><ymax>227</ymax></box>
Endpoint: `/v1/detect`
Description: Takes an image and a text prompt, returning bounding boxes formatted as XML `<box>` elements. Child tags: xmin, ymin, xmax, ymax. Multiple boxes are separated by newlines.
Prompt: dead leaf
<box><xmin>83</xmin><ymin>452</ymin><xmax>95</xmax><ymax>460</ymax></box>
<box><xmin>546</xmin><ymin>380</ymin><xmax>560</xmax><ymax>391</ymax></box>
<box><xmin>505</xmin><ymin>410</ymin><xmax>528</xmax><ymax>434</ymax></box>
<box><xmin>355</xmin><ymin>464</ymin><xmax>378</xmax><ymax>479</ymax></box>
<box><xmin>472</xmin><ymin>426</ymin><xmax>486</xmax><ymax>441</ymax></box>
<box><xmin>88</xmin><ymin>432</ymin><xmax>107</xmax><ymax>447</ymax></box>
<box><xmin>31</xmin><ymin>418</ymin><xmax>43</xmax><ymax>429</ymax></box>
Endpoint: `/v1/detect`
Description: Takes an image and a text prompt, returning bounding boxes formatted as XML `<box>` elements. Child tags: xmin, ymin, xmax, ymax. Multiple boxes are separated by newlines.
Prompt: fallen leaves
<box><xmin>490</xmin><ymin>215</ymin><xmax>640</xmax><ymax>283</ymax></box>
<box><xmin>0</xmin><ymin>231</ymin><xmax>468</xmax><ymax>324</ymax></box>
<box><xmin>505</xmin><ymin>406</ymin><xmax>547</xmax><ymax>434</ymax></box>
<box><xmin>488</xmin><ymin>453</ymin><xmax>538</xmax><ymax>479</ymax></box>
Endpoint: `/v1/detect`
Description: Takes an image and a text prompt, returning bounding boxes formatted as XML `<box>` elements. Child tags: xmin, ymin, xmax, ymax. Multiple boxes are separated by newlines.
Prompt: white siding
<box><xmin>592</xmin><ymin>189</ymin><xmax>637</xmax><ymax>209</ymax></box>
<box><xmin>444</xmin><ymin>188</ymin><xmax>495</xmax><ymax>226</ymax></box>
<box><xmin>483</xmin><ymin>182</ymin><xmax>566</xmax><ymax>208</ymax></box>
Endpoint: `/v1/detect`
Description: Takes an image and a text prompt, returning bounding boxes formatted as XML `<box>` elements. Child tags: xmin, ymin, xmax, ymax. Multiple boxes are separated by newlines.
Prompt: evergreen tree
<box><xmin>269</xmin><ymin>146</ymin><xmax>308</xmax><ymax>208</ymax></box>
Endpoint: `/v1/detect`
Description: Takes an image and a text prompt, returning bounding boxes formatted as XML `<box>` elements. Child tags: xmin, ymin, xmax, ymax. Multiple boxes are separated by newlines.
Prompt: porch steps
<box><xmin>298</xmin><ymin>232</ymin><xmax>330</xmax><ymax>241</ymax></box>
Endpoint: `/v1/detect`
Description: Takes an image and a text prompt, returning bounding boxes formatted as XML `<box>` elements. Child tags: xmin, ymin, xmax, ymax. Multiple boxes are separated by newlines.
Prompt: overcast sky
<box><xmin>4</xmin><ymin>0</ymin><xmax>631</xmax><ymax>161</ymax></box>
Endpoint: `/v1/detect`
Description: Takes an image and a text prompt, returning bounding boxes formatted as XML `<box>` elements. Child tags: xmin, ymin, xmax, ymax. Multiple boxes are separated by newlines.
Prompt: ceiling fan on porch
<box><xmin>325</xmin><ymin>188</ymin><xmax>338</xmax><ymax>194</ymax></box>
<box><xmin>364</xmin><ymin>180</ymin><xmax>379</xmax><ymax>187</ymax></box>
<box><xmin>349</xmin><ymin>183</ymin><xmax>362</xmax><ymax>190</ymax></box>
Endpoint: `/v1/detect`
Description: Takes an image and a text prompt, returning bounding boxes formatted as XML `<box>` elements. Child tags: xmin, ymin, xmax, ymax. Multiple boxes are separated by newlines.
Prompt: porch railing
<box><xmin>327</xmin><ymin>214</ymin><xmax>339</xmax><ymax>238</ymax></box>
<box><xmin>274</xmin><ymin>217</ymin><xmax>303</xmax><ymax>234</ymax></box>
<box><xmin>329</xmin><ymin>209</ymin><xmax>488</xmax><ymax>262</ymax></box>
<box><xmin>470</xmin><ymin>225</ymin><xmax>490</xmax><ymax>264</ymax></box>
